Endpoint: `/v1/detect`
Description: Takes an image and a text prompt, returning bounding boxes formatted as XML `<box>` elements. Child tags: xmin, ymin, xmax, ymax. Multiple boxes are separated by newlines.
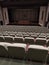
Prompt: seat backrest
<box><xmin>38</xmin><ymin>33</ymin><xmax>46</xmax><ymax>38</ymax></box>
<box><xmin>14</xmin><ymin>37</ymin><xmax>24</xmax><ymax>43</ymax></box>
<box><xmin>0</xmin><ymin>43</ymin><xmax>9</xmax><ymax>57</ymax></box>
<box><xmin>7</xmin><ymin>43</ymin><xmax>26</xmax><ymax>59</ymax></box>
<box><xmin>4</xmin><ymin>36</ymin><xmax>14</xmax><ymax>43</ymax></box>
<box><xmin>30</xmin><ymin>33</ymin><xmax>40</xmax><ymax>38</ymax></box>
<box><xmin>35</xmin><ymin>38</ymin><xmax>46</xmax><ymax>46</ymax></box>
<box><xmin>24</xmin><ymin>37</ymin><xmax>34</xmax><ymax>44</ymax></box>
<box><xmin>0</xmin><ymin>36</ymin><xmax>4</xmax><ymax>42</ymax></box>
<box><xmin>27</xmin><ymin>45</ymin><xmax>48</xmax><ymax>62</ymax></box>
<box><xmin>46</xmin><ymin>39</ymin><xmax>49</xmax><ymax>46</ymax></box>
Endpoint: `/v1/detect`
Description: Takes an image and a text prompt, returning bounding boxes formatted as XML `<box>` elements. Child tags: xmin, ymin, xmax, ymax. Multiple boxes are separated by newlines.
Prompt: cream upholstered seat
<box><xmin>38</xmin><ymin>35</ymin><xmax>46</xmax><ymax>38</ymax></box>
<box><xmin>9</xmin><ymin>33</ymin><xmax>15</xmax><ymax>37</ymax></box>
<box><xmin>0</xmin><ymin>42</ymin><xmax>10</xmax><ymax>57</ymax></box>
<box><xmin>14</xmin><ymin>36</ymin><xmax>24</xmax><ymax>43</ymax></box>
<box><xmin>35</xmin><ymin>38</ymin><xmax>46</xmax><ymax>46</ymax></box>
<box><xmin>7</xmin><ymin>43</ymin><xmax>26</xmax><ymax>59</ymax></box>
<box><xmin>25</xmin><ymin>37</ymin><xmax>34</xmax><ymax>44</ymax></box>
<box><xmin>46</xmin><ymin>39</ymin><xmax>49</xmax><ymax>46</ymax></box>
<box><xmin>46</xmin><ymin>47</ymin><xmax>49</xmax><ymax>63</ymax></box>
<box><xmin>38</xmin><ymin>33</ymin><xmax>46</xmax><ymax>38</ymax></box>
<box><xmin>27</xmin><ymin>45</ymin><xmax>48</xmax><ymax>62</ymax></box>
<box><xmin>4</xmin><ymin>36</ymin><xmax>14</xmax><ymax>43</ymax></box>
<box><xmin>0</xmin><ymin>36</ymin><xmax>4</xmax><ymax>42</ymax></box>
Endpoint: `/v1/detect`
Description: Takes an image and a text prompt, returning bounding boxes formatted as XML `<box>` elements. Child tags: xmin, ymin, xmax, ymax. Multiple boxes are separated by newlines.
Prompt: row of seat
<box><xmin>0</xmin><ymin>42</ymin><xmax>49</xmax><ymax>63</ymax></box>
<box><xmin>1</xmin><ymin>32</ymin><xmax>49</xmax><ymax>41</ymax></box>
<box><xmin>0</xmin><ymin>36</ymin><xmax>49</xmax><ymax>46</ymax></box>
<box><xmin>0</xmin><ymin>32</ymin><xmax>49</xmax><ymax>38</ymax></box>
<box><xmin>0</xmin><ymin>26</ymin><xmax>49</xmax><ymax>33</ymax></box>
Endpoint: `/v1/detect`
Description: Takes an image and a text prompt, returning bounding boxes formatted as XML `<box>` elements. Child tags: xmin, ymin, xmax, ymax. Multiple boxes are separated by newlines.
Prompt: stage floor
<box><xmin>0</xmin><ymin>58</ymin><xmax>49</xmax><ymax>65</ymax></box>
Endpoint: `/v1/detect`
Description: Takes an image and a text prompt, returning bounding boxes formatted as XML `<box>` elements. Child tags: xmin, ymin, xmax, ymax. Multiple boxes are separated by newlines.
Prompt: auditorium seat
<box><xmin>28</xmin><ymin>32</ymin><xmax>34</xmax><ymax>35</ymax></box>
<box><xmin>9</xmin><ymin>33</ymin><xmax>15</xmax><ymax>37</ymax></box>
<box><xmin>35</xmin><ymin>38</ymin><xmax>46</xmax><ymax>46</ymax></box>
<box><xmin>3</xmin><ymin>34</ymin><xmax>9</xmax><ymax>36</ymax></box>
<box><xmin>7</xmin><ymin>43</ymin><xmax>26</xmax><ymax>59</ymax></box>
<box><xmin>22</xmin><ymin>32</ymin><xmax>28</xmax><ymax>35</ymax></box>
<box><xmin>0</xmin><ymin>42</ymin><xmax>8</xmax><ymax>57</ymax></box>
<box><xmin>31</xmin><ymin>34</ymin><xmax>38</xmax><ymax>38</ymax></box>
<box><xmin>38</xmin><ymin>35</ymin><xmax>46</xmax><ymax>38</ymax></box>
<box><xmin>4</xmin><ymin>36</ymin><xmax>14</xmax><ymax>43</ymax></box>
<box><xmin>27</xmin><ymin>45</ymin><xmax>48</xmax><ymax>62</ymax></box>
<box><xmin>46</xmin><ymin>39</ymin><xmax>49</xmax><ymax>46</ymax></box>
<box><xmin>46</xmin><ymin>33</ymin><xmax>49</xmax><ymax>36</ymax></box>
<box><xmin>16</xmin><ymin>33</ymin><xmax>23</xmax><ymax>37</ymax></box>
<box><xmin>14</xmin><ymin>37</ymin><xmax>24</xmax><ymax>43</ymax></box>
<box><xmin>46</xmin><ymin>36</ymin><xmax>49</xmax><ymax>46</ymax></box>
<box><xmin>7</xmin><ymin>31</ymin><xmax>17</xmax><ymax>36</ymax></box>
<box><xmin>30</xmin><ymin>33</ymin><xmax>40</xmax><ymax>38</ymax></box>
<box><xmin>21</xmin><ymin>32</ymin><xmax>30</xmax><ymax>37</ymax></box>
<box><xmin>31</xmin><ymin>33</ymin><xmax>40</xmax><ymax>35</ymax></box>
<box><xmin>38</xmin><ymin>33</ymin><xmax>46</xmax><ymax>38</ymax></box>
<box><xmin>46</xmin><ymin>47</ymin><xmax>49</xmax><ymax>63</ymax></box>
<box><xmin>23</xmin><ymin>34</ymin><xmax>30</xmax><ymax>37</ymax></box>
<box><xmin>25</xmin><ymin>37</ymin><xmax>34</xmax><ymax>44</ymax></box>
<box><xmin>40</xmin><ymin>33</ymin><xmax>46</xmax><ymax>35</ymax></box>
<box><xmin>2</xmin><ymin>32</ymin><xmax>9</xmax><ymax>36</ymax></box>
<box><xmin>0</xmin><ymin>36</ymin><xmax>4</xmax><ymax>42</ymax></box>
<box><xmin>0</xmin><ymin>33</ymin><xmax>2</xmax><ymax>36</ymax></box>
<box><xmin>46</xmin><ymin>36</ymin><xmax>49</xmax><ymax>39</ymax></box>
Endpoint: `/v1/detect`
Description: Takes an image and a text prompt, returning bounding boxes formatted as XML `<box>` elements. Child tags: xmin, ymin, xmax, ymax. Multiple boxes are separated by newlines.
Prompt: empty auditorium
<box><xmin>0</xmin><ymin>0</ymin><xmax>49</xmax><ymax>65</ymax></box>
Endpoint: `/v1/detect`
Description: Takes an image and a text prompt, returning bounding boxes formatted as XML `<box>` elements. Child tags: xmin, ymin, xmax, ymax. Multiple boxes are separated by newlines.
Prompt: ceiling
<box><xmin>0</xmin><ymin>0</ymin><xmax>49</xmax><ymax>7</ymax></box>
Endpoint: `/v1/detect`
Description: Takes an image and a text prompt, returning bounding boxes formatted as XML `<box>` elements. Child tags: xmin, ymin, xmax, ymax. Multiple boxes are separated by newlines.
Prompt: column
<box><xmin>0</xmin><ymin>6</ymin><xmax>3</xmax><ymax>25</ymax></box>
<box><xmin>39</xmin><ymin>6</ymin><xmax>47</xmax><ymax>26</ymax></box>
<box><xmin>46</xmin><ymin>3</ymin><xmax>49</xmax><ymax>22</ymax></box>
<box><xmin>2</xmin><ymin>8</ymin><xmax>9</xmax><ymax>25</ymax></box>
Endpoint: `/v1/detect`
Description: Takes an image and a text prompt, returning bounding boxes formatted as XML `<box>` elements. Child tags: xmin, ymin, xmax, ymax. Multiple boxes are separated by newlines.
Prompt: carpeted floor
<box><xmin>0</xmin><ymin>58</ymin><xmax>49</xmax><ymax>65</ymax></box>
